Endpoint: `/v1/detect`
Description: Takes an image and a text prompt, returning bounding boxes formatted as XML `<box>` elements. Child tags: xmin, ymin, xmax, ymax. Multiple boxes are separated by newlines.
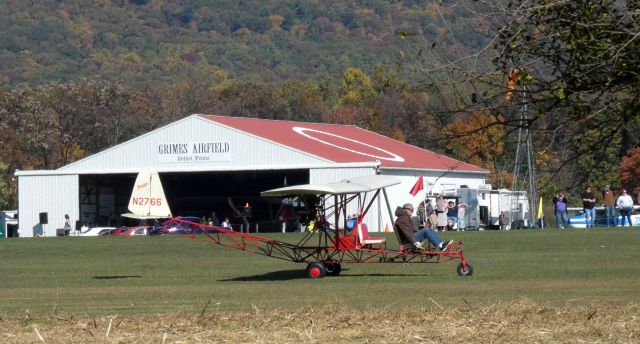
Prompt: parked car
<box><xmin>99</xmin><ymin>226</ymin><xmax>130</xmax><ymax>236</ymax></box>
<box><xmin>70</xmin><ymin>226</ymin><xmax>117</xmax><ymax>237</ymax></box>
<box><xmin>120</xmin><ymin>226</ymin><xmax>151</xmax><ymax>236</ymax></box>
<box><xmin>149</xmin><ymin>216</ymin><xmax>217</xmax><ymax>236</ymax></box>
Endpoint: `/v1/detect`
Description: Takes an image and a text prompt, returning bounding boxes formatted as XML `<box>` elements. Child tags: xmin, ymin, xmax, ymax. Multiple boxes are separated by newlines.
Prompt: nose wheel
<box><xmin>457</xmin><ymin>262</ymin><xmax>474</xmax><ymax>276</ymax></box>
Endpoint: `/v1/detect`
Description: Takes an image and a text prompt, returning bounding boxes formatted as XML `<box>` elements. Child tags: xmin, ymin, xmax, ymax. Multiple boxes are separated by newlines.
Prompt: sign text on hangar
<box><xmin>157</xmin><ymin>141</ymin><xmax>231</xmax><ymax>163</ymax></box>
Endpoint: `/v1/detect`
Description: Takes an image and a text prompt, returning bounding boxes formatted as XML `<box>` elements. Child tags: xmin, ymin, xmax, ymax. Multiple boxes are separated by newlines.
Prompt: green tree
<box><xmin>338</xmin><ymin>67</ymin><xmax>376</xmax><ymax>106</ymax></box>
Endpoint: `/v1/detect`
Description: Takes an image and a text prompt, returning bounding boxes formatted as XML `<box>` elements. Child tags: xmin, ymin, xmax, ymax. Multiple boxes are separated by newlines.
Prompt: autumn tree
<box><xmin>0</xmin><ymin>81</ymin><xmax>134</xmax><ymax>169</ymax></box>
<box><xmin>620</xmin><ymin>147</ymin><xmax>640</xmax><ymax>196</ymax></box>
<box><xmin>442</xmin><ymin>111</ymin><xmax>509</xmax><ymax>187</ymax></box>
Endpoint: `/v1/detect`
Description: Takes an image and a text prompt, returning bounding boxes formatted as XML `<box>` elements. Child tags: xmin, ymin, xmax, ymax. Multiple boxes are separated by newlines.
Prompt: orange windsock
<box><xmin>506</xmin><ymin>68</ymin><xmax>519</xmax><ymax>101</ymax></box>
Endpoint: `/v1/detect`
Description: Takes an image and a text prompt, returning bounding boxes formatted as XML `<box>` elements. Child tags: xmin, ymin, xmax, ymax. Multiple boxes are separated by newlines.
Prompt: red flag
<box><xmin>409</xmin><ymin>176</ymin><xmax>424</xmax><ymax>196</ymax></box>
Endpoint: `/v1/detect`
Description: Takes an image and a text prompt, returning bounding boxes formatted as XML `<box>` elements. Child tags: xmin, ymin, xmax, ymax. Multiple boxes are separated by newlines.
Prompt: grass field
<box><xmin>1</xmin><ymin>228</ymin><xmax>639</xmax><ymax>342</ymax></box>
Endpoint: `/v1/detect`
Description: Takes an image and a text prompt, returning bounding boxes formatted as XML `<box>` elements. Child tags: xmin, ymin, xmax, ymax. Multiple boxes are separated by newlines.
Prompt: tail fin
<box><xmin>127</xmin><ymin>169</ymin><xmax>172</xmax><ymax>218</ymax></box>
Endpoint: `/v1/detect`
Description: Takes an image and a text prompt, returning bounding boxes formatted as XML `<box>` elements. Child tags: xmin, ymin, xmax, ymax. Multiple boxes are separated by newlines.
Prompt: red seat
<box><xmin>357</xmin><ymin>223</ymin><xmax>386</xmax><ymax>249</ymax></box>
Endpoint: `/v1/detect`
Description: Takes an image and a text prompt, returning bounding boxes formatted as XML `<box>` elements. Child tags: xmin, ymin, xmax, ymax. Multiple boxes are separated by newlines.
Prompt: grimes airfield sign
<box><xmin>157</xmin><ymin>141</ymin><xmax>231</xmax><ymax>163</ymax></box>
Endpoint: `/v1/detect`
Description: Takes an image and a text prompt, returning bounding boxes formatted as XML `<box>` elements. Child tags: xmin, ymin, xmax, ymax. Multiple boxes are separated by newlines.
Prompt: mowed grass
<box><xmin>1</xmin><ymin>228</ymin><xmax>639</xmax><ymax>317</ymax></box>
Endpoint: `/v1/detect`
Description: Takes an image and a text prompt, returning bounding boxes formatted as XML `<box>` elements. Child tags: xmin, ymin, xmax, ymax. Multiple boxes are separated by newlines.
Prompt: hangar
<box><xmin>15</xmin><ymin>114</ymin><xmax>488</xmax><ymax>237</ymax></box>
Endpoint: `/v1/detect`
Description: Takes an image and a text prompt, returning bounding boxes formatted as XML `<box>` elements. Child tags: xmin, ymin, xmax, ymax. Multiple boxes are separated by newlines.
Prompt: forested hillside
<box><xmin>0</xmin><ymin>0</ymin><xmax>483</xmax><ymax>88</ymax></box>
<box><xmin>1</xmin><ymin>0</ymin><xmax>639</xmax><ymax>211</ymax></box>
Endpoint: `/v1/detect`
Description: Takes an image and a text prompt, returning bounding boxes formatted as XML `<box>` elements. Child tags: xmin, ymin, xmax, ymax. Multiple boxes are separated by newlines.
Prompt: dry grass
<box><xmin>2</xmin><ymin>300</ymin><xmax>638</xmax><ymax>343</ymax></box>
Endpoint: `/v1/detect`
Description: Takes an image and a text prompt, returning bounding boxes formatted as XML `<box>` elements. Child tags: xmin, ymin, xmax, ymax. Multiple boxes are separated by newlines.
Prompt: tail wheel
<box><xmin>457</xmin><ymin>262</ymin><xmax>474</xmax><ymax>276</ymax></box>
<box><xmin>306</xmin><ymin>262</ymin><xmax>326</xmax><ymax>279</ymax></box>
<box><xmin>324</xmin><ymin>262</ymin><xmax>342</xmax><ymax>276</ymax></box>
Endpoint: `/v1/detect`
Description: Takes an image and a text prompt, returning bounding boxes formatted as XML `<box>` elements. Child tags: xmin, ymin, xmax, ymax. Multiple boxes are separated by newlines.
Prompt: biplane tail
<box><xmin>123</xmin><ymin>169</ymin><xmax>172</xmax><ymax>219</ymax></box>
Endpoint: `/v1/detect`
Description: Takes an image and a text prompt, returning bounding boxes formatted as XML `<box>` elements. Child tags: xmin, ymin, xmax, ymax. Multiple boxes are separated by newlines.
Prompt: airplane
<box><xmin>127</xmin><ymin>170</ymin><xmax>473</xmax><ymax>278</ymax></box>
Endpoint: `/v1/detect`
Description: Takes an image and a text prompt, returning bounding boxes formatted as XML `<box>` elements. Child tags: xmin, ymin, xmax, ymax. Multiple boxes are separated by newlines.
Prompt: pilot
<box><xmin>394</xmin><ymin>203</ymin><xmax>453</xmax><ymax>252</ymax></box>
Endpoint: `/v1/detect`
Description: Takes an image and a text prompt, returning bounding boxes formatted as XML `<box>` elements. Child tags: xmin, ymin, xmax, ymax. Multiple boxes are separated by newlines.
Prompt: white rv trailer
<box><xmin>424</xmin><ymin>185</ymin><xmax>530</xmax><ymax>230</ymax></box>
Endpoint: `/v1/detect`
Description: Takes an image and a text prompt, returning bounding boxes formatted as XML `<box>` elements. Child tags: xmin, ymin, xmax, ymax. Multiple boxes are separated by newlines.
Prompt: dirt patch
<box><xmin>1</xmin><ymin>300</ymin><xmax>638</xmax><ymax>343</ymax></box>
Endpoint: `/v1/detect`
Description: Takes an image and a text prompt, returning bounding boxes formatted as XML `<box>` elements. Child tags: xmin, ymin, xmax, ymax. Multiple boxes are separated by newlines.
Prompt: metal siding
<box><xmin>18</xmin><ymin>175</ymin><xmax>79</xmax><ymax>237</ymax></box>
<box><xmin>59</xmin><ymin>116</ymin><xmax>327</xmax><ymax>173</ymax></box>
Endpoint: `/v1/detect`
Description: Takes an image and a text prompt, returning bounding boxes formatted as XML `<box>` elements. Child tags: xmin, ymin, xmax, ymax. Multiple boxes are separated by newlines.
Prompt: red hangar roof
<box><xmin>199</xmin><ymin>115</ymin><xmax>487</xmax><ymax>173</ymax></box>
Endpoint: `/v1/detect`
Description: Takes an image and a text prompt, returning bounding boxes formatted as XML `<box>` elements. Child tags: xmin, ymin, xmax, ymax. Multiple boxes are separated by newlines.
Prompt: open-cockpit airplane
<box><xmin>128</xmin><ymin>170</ymin><xmax>473</xmax><ymax>278</ymax></box>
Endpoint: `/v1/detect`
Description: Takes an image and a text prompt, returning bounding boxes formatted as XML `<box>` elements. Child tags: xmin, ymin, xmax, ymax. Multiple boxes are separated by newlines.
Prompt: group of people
<box><xmin>416</xmin><ymin>195</ymin><xmax>464</xmax><ymax>231</ymax></box>
<box><xmin>553</xmin><ymin>185</ymin><xmax>637</xmax><ymax>228</ymax></box>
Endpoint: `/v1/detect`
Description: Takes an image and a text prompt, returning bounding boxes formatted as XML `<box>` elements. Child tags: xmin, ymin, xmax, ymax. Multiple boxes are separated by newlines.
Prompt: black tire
<box><xmin>306</xmin><ymin>262</ymin><xmax>326</xmax><ymax>279</ymax></box>
<box><xmin>324</xmin><ymin>262</ymin><xmax>342</xmax><ymax>276</ymax></box>
<box><xmin>457</xmin><ymin>262</ymin><xmax>474</xmax><ymax>276</ymax></box>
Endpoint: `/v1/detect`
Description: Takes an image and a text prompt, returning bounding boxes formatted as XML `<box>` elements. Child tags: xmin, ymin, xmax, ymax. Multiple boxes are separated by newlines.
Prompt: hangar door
<box><xmin>79</xmin><ymin>170</ymin><xmax>308</xmax><ymax>231</ymax></box>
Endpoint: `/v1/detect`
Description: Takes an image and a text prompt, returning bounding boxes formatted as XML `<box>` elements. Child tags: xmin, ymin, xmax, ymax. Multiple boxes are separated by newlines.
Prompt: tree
<box><xmin>442</xmin><ymin>111</ymin><xmax>508</xmax><ymax>186</ymax></box>
<box><xmin>491</xmin><ymin>0</ymin><xmax>640</xmax><ymax>186</ymax></box>
<box><xmin>402</xmin><ymin>0</ymin><xmax>640</xmax><ymax>192</ymax></box>
<box><xmin>620</xmin><ymin>147</ymin><xmax>640</xmax><ymax>196</ymax></box>
<box><xmin>338</xmin><ymin>67</ymin><xmax>376</xmax><ymax>106</ymax></box>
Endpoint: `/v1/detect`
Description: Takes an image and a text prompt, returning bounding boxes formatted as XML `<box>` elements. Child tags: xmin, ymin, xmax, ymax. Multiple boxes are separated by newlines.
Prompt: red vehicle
<box><xmin>120</xmin><ymin>226</ymin><xmax>151</xmax><ymax>236</ymax></box>
<box><xmin>99</xmin><ymin>226</ymin><xmax>128</xmax><ymax>236</ymax></box>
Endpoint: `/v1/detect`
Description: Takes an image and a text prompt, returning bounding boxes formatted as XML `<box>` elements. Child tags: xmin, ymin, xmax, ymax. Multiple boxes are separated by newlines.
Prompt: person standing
<box><xmin>416</xmin><ymin>200</ymin><xmax>427</xmax><ymax>229</ymax></box>
<box><xmin>446</xmin><ymin>201</ymin><xmax>459</xmax><ymax>231</ymax></box>
<box><xmin>425</xmin><ymin>199</ymin><xmax>434</xmax><ymax>218</ymax></box>
<box><xmin>616</xmin><ymin>189</ymin><xmax>634</xmax><ymax>227</ymax></box>
<box><xmin>602</xmin><ymin>185</ymin><xmax>616</xmax><ymax>227</ymax></box>
<box><xmin>435</xmin><ymin>195</ymin><xmax>449</xmax><ymax>231</ymax></box>
<box><xmin>63</xmin><ymin>214</ymin><xmax>72</xmax><ymax>236</ymax></box>
<box><xmin>552</xmin><ymin>193</ymin><xmax>569</xmax><ymax>228</ymax></box>
<box><xmin>581</xmin><ymin>186</ymin><xmax>597</xmax><ymax>228</ymax></box>
<box><xmin>427</xmin><ymin>209</ymin><xmax>438</xmax><ymax>230</ymax></box>
<box><xmin>499</xmin><ymin>211</ymin><xmax>510</xmax><ymax>230</ymax></box>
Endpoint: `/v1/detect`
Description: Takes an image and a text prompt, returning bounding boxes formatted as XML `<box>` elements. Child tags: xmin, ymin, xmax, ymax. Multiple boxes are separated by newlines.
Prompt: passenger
<box><xmin>221</xmin><ymin>217</ymin><xmax>232</xmax><ymax>230</ymax></box>
<box><xmin>394</xmin><ymin>203</ymin><xmax>453</xmax><ymax>252</ymax></box>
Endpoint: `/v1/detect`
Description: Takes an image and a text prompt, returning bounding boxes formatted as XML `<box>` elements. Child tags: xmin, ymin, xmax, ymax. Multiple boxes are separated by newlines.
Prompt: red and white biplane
<box><xmin>128</xmin><ymin>170</ymin><xmax>473</xmax><ymax>278</ymax></box>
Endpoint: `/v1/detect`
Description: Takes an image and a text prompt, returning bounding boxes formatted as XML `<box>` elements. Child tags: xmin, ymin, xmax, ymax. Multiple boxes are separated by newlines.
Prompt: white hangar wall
<box><xmin>59</xmin><ymin>116</ymin><xmax>330</xmax><ymax>173</ymax></box>
<box><xmin>18</xmin><ymin>173</ymin><xmax>79</xmax><ymax>237</ymax></box>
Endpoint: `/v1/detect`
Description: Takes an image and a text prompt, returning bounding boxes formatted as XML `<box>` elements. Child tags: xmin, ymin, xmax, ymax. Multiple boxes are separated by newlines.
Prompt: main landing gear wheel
<box><xmin>324</xmin><ymin>261</ymin><xmax>342</xmax><ymax>276</ymax></box>
<box><xmin>457</xmin><ymin>262</ymin><xmax>474</xmax><ymax>276</ymax></box>
<box><xmin>306</xmin><ymin>262</ymin><xmax>326</xmax><ymax>278</ymax></box>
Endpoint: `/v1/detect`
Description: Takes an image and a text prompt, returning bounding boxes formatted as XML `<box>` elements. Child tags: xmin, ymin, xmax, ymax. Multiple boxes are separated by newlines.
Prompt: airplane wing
<box><xmin>260</xmin><ymin>175</ymin><xmax>401</xmax><ymax>197</ymax></box>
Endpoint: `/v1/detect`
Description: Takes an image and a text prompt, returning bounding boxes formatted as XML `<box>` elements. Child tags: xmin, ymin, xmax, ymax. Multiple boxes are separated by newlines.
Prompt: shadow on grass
<box><xmin>220</xmin><ymin>269</ymin><xmax>430</xmax><ymax>281</ymax></box>
<box><xmin>93</xmin><ymin>275</ymin><xmax>143</xmax><ymax>279</ymax></box>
